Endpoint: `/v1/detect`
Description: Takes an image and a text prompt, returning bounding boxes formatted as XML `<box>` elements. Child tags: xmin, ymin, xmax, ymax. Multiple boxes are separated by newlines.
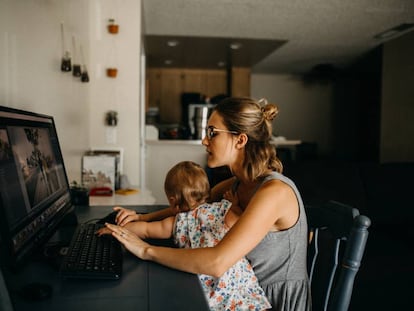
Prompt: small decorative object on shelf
<box><xmin>108</xmin><ymin>19</ymin><xmax>119</xmax><ymax>34</ymax></box>
<box><xmin>106</xmin><ymin>68</ymin><xmax>118</xmax><ymax>78</ymax></box>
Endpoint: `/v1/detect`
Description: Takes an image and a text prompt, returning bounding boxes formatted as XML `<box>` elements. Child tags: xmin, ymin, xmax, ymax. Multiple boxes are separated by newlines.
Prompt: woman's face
<box><xmin>202</xmin><ymin>111</ymin><xmax>239</xmax><ymax>168</ymax></box>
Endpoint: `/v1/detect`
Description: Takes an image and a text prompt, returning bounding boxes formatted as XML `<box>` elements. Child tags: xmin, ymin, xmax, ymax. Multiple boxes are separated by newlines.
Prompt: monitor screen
<box><xmin>0</xmin><ymin>106</ymin><xmax>73</xmax><ymax>268</ymax></box>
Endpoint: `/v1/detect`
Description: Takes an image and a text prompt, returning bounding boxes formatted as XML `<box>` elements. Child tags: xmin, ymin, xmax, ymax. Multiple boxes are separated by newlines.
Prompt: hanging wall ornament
<box><xmin>108</xmin><ymin>19</ymin><xmax>119</xmax><ymax>34</ymax></box>
<box><xmin>72</xmin><ymin>36</ymin><xmax>81</xmax><ymax>77</ymax></box>
<box><xmin>80</xmin><ymin>45</ymin><xmax>89</xmax><ymax>83</ymax></box>
<box><xmin>60</xmin><ymin>22</ymin><xmax>72</xmax><ymax>72</ymax></box>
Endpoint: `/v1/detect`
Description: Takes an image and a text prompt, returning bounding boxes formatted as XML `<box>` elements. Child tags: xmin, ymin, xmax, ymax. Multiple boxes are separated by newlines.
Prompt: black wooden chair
<box><xmin>306</xmin><ymin>200</ymin><xmax>371</xmax><ymax>311</ymax></box>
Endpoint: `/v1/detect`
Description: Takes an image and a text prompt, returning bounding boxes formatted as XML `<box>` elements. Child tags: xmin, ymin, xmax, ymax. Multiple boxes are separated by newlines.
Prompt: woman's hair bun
<box><xmin>258</xmin><ymin>98</ymin><xmax>279</xmax><ymax>121</ymax></box>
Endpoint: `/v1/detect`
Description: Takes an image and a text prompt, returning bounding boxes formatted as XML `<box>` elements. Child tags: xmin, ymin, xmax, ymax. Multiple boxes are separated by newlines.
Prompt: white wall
<box><xmin>0</xmin><ymin>0</ymin><xmax>90</xmax><ymax>183</ymax></box>
<box><xmin>1</xmin><ymin>0</ymin><xmax>142</xmax><ymax>186</ymax></box>
<box><xmin>251</xmin><ymin>74</ymin><xmax>334</xmax><ymax>155</ymax></box>
<box><xmin>146</xmin><ymin>141</ymin><xmax>207</xmax><ymax>204</ymax></box>
<box><xmin>88</xmin><ymin>0</ymin><xmax>142</xmax><ymax>186</ymax></box>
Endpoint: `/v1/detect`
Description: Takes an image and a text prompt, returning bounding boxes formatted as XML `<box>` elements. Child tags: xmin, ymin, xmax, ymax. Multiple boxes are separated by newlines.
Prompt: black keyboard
<box><xmin>60</xmin><ymin>223</ymin><xmax>123</xmax><ymax>280</ymax></box>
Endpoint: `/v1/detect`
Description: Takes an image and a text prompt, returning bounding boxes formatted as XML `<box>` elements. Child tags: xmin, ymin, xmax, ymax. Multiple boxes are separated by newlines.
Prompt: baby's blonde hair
<box><xmin>164</xmin><ymin>161</ymin><xmax>210</xmax><ymax>211</ymax></box>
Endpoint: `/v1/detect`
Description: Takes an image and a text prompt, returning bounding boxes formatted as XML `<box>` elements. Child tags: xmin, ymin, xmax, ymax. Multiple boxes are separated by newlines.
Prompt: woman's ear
<box><xmin>235</xmin><ymin>133</ymin><xmax>248</xmax><ymax>149</ymax></box>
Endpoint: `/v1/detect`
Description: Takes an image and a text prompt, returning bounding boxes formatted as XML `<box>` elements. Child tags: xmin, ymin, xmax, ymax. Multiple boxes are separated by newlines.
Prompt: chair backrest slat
<box><xmin>306</xmin><ymin>201</ymin><xmax>371</xmax><ymax>311</ymax></box>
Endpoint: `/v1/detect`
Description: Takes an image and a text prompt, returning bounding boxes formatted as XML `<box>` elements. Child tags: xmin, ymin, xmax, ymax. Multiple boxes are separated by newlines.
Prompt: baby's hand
<box><xmin>95</xmin><ymin>226</ymin><xmax>112</xmax><ymax>236</ymax></box>
<box><xmin>114</xmin><ymin>206</ymin><xmax>140</xmax><ymax>226</ymax></box>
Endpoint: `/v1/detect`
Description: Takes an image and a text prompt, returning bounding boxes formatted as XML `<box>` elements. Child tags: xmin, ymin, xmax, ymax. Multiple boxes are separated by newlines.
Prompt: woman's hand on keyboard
<box><xmin>105</xmin><ymin>223</ymin><xmax>150</xmax><ymax>260</ymax></box>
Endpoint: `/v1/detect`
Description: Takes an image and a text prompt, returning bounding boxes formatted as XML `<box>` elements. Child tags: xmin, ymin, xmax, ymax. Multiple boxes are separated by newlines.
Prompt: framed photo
<box><xmin>83</xmin><ymin>148</ymin><xmax>123</xmax><ymax>190</ymax></box>
<box><xmin>82</xmin><ymin>155</ymin><xmax>116</xmax><ymax>191</ymax></box>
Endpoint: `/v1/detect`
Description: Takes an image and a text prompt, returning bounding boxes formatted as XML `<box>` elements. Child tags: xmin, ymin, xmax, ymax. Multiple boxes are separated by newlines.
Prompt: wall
<box><xmin>88</xmin><ymin>0</ymin><xmax>142</xmax><ymax>187</ymax></box>
<box><xmin>329</xmin><ymin>47</ymin><xmax>382</xmax><ymax>162</ymax></box>
<box><xmin>0</xmin><ymin>0</ymin><xmax>142</xmax><ymax>186</ymax></box>
<box><xmin>145</xmin><ymin>141</ymin><xmax>207</xmax><ymax>204</ymax></box>
<box><xmin>381</xmin><ymin>31</ymin><xmax>414</xmax><ymax>162</ymax></box>
<box><xmin>0</xmin><ymin>0</ymin><xmax>90</xmax><ymax>184</ymax></box>
<box><xmin>251</xmin><ymin>74</ymin><xmax>334</xmax><ymax>156</ymax></box>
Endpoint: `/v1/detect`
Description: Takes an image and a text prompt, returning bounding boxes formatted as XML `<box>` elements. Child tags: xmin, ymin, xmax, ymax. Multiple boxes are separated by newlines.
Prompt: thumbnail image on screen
<box><xmin>8</xmin><ymin>126</ymin><xmax>66</xmax><ymax>209</ymax></box>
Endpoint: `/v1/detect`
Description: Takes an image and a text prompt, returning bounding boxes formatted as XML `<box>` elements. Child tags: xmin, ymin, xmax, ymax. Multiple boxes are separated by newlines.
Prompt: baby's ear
<box><xmin>168</xmin><ymin>196</ymin><xmax>180</xmax><ymax>211</ymax></box>
<box><xmin>168</xmin><ymin>196</ymin><xmax>176</xmax><ymax>205</ymax></box>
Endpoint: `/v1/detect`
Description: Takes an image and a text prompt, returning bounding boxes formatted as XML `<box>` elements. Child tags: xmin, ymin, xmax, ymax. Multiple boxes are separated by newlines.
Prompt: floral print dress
<box><xmin>173</xmin><ymin>199</ymin><xmax>271</xmax><ymax>311</ymax></box>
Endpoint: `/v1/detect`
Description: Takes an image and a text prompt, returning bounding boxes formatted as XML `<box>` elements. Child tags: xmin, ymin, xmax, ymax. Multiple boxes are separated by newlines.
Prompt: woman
<box><xmin>106</xmin><ymin>97</ymin><xmax>311</xmax><ymax>310</ymax></box>
<box><xmin>100</xmin><ymin>161</ymin><xmax>271</xmax><ymax>311</ymax></box>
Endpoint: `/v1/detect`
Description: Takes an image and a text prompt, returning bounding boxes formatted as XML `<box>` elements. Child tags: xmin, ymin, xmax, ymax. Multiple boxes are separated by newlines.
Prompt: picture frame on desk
<box><xmin>89</xmin><ymin>147</ymin><xmax>123</xmax><ymax>171</ymax></box>
<box><xmin>82</xmin><ymin>155</ymin><xmax>116</xmax><ymax>191</ymax></box>
<box><xmin>83</xmin><ymin>148</ymin><xmax>123</xmax><ymax>191</ymax></box>
<box><xmin>82</xmin><ymin>148</ymin><xmax>123</xmax><ymax>192</ymax></box>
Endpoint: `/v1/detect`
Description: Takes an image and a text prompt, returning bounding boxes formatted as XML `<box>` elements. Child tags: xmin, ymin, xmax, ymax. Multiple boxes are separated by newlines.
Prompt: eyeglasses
<box><xmin>205</xmin><ymin>126</ymin><xmax>238</xmax><ymax>140</ymax></box>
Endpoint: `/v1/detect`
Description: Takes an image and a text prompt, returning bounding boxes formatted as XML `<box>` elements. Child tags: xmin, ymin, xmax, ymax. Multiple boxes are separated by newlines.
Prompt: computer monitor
<box><xmin>0</xmin><ymin>106</ymin><xmax>74</xmax><ymax>268</ymax></box>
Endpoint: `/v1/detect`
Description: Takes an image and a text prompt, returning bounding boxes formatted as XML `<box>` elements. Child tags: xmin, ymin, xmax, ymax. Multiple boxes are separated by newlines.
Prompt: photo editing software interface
<box><xmin>0</xmin><ymin>106</ymin><xmax>73</xmax><ymax>267</ymax></box>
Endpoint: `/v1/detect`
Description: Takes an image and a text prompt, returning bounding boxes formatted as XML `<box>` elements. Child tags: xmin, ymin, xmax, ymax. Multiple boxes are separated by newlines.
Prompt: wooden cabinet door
<box><xmin>181</xmin><ymin>69</ymin><xmax>227</xmax><ymax>98</ymax></box>
<box><xmin>159</xmin><ymin>69</ymin><xmax>183</xmax><ymax>123</ymax></box>
<box><xmin>206</xmin><ymin>70</ymin><xmax>226</xmax><ymax>97</ymax></box>
<box><xmin>146</xmin><ymin>69</ymin><xmax>162</xmax><ymax>109</ymax></box>
<box><xmin>232</xmin><ymin>67</ymin><xmax>251</xmax><ymax>97</ymax></box>
<box><xmin>182</xmin><ymin>70</ymin><xmax>207</xmax><ymax>95</ymax></box>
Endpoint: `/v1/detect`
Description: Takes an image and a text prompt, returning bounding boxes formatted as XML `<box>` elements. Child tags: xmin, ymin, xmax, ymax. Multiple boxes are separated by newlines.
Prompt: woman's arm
<box><xmin>107</xmin><ymin>179</ymin><xmax>298</xmax><ymax>277</ymax></box>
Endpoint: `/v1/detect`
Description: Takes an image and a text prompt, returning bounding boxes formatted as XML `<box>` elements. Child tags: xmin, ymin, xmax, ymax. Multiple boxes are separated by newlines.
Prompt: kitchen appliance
<box><xmin>189</xmin><ymin>104</ymin><xmax>215</xmax><ymax>139</ymax></box>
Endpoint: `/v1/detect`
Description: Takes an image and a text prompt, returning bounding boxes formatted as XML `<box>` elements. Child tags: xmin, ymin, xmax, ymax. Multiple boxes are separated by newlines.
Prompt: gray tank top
<box><xmin>234</xmin><ymin>172</ymin><xmax>311</xmax><ymax>311</ymax></box>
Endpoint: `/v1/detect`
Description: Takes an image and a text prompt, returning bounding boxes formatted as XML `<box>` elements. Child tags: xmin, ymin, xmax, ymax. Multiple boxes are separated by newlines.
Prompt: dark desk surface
<box><xmin>3</xmin><ymin>205</ymin><xmax>209</xmax><ymax>311</ymax></box>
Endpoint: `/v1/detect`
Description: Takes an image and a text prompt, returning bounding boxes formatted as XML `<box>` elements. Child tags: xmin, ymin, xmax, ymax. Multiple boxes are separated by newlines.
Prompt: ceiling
<box><xmin>145</xmin><ymin>35</ymin><xmax>286</xmax><ymax>69</ymax></box>
<box><xmin>142</xmin><ymin>0</ymin><xmax>414</xmax><ymax>74</ymax></box>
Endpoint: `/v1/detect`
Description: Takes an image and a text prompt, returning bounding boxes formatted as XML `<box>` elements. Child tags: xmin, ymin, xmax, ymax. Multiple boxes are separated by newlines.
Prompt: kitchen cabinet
<box><xmin>159</xmin><ymin>69</ymin><xmax>183</xmax><ymax>123</ymax></box>
<box><xmin>146</xmin><ymin>67</ymin><xmax>250</xmax><ymax>124</ymax></box>
<box><xmin>232</xmin><ymin>67</ymin><xmax>251</xmax><ymax>97</ymax></box>
<box><xmin>182</xmin><ymin>70</ymin><xmax>207</xmax><ymax>94</ymax></box>
<box><xmin>146</xmin><ymin>69</ymin><xmax>162</xmax><ymax>109</ymax></box>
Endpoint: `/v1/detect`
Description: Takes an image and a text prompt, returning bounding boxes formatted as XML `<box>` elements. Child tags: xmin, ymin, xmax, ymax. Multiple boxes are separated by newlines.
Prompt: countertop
<box><xmin>146</xmin><ymin>138</ymin><xmax>302</xmax><ymax>146</ymax></box>
<box><xmin>146</xmin><ymin>139</ymin><xmax>202</xmax><ymax>145</ymax></box>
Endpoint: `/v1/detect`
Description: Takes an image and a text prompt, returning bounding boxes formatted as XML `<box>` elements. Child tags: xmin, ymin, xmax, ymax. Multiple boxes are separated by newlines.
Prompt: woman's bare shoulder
<box><xmin>256</xmin><ymin>178</ymin><xmax>298</xmax><ymax>206</ymax></box>
<box><xmin>253</xmin><ymin>178</ymin><xmax>299</xmax><ymax>229</ymax></box>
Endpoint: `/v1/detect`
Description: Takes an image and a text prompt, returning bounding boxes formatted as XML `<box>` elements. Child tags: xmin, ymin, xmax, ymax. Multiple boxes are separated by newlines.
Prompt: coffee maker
<box><xmin>181</xmin><ymin>93</ymin><xmax>205</xmax><ymax>139</ymax></box>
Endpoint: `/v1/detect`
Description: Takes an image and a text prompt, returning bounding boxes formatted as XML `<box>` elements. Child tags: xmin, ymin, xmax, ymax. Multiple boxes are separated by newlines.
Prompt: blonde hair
<box><xmin>164</xmin><ymin>161</ymin><xmax>210</xmax><ymax>211</ymax></box>
<box><xmin>214</xmin><ymin>97</ymin><xmax>283</xmax><ymax>180</ymax></box>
